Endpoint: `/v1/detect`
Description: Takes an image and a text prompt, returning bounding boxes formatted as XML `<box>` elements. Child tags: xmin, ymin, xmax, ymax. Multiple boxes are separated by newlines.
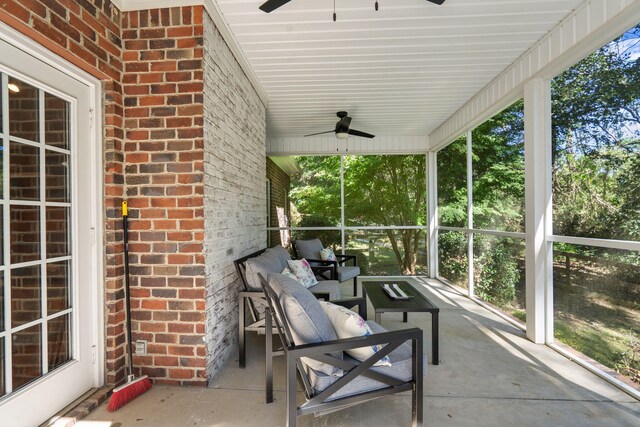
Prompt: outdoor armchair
<box><xmin>293</xmin><ymin>238</ymin><xmax>361</xmax><ymax>296</ymax></box>
<box><xmin>260</xmin><ymin>272</ymin><xmax>424</xmax><ymax>427</ymax></box>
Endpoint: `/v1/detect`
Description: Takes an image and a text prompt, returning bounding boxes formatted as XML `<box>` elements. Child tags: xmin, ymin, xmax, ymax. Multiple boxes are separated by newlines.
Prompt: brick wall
<box><xmin>203</xmin><ymin>13</ymin><xmax>266</xmax><ymax>380</ymax></box>
<box><xmin>120</xmin><ymin>5</ymin><xmax>207</xmax><ymax>386</ymax></box>
<box><xmin>266</xmin><ymin>158</ymin><xmax>291</xmax><ymax>248</ymax></box>
<box><xmin>1</xmin><ymin>1</ymin><xmax>266</xmax><ymax>388</ymax></box>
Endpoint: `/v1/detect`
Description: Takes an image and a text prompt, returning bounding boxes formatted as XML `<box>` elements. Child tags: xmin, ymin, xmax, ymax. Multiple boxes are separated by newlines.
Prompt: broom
<box><xmin>107</xmin><ymin>201</ymin><xmax>152</xmax><ymax>411</ymax></box>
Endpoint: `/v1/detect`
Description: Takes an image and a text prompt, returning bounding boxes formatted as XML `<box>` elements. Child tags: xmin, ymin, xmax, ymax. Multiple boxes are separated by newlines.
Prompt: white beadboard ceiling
<box><xmin>124</xmin><ymin>0</ymin><xmax>586</xmax><ymax>139</ymax></box>
<box><xmin>214</xmin><ymin>0</ymin><xmax>584</xmax><ymax>139</ymax></box>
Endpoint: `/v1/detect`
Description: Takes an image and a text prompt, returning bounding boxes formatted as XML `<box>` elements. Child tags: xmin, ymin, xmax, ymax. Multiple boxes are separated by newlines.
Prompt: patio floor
<box><xmin>81</xmin><ymin>279</ymin><xmax>640</xmax><ymax>426</ymax></box>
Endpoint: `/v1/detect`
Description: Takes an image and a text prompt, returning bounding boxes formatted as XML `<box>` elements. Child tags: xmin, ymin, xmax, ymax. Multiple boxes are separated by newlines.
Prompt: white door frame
<box><xmin>0</xmin><ymin>20</ymin><xmax>104</xmax><ymax>414</ymax></box>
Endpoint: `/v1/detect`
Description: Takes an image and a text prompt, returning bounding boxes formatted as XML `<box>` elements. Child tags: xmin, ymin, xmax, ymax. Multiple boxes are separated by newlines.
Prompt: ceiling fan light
<box><xmin>336</xmin><ymin>132</ymin><xmax>349</xmax><ymax>139</ymax></box>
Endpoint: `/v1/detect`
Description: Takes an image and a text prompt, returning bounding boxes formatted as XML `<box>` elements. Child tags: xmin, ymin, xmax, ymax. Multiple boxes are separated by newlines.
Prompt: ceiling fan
<box><xmin>304</xmin><ymin>111</ymin><xmax>375</xmax><ymax>139</ymax></box>
<box><xmin>260</xmin><ymin>0</ymin><xmax>446</xmax><ymax>14</ymax></box>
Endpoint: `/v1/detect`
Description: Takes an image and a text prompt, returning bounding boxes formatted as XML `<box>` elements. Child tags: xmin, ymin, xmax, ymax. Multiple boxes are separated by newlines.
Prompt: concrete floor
<box><xmin>82</xmin><ymin>278</ymin><xmax>640</xmax><ymax>426</ymax></box>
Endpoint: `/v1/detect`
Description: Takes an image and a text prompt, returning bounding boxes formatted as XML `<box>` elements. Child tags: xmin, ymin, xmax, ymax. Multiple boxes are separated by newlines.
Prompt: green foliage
<box><xmin>438</xmin><ymin>231</ymin><xmax>468</xmax><ymax>286</ymax></box>
<box><xmin>474</xmin><ymin>236</ymin><xmax>519</xmax><ymax>307</ymax></box>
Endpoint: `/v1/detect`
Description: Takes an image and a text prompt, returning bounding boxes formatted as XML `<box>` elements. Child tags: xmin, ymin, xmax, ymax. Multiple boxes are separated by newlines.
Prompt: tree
<box><xmin>344</xmin><ymin>155</ymin><xmax>426</xmax><ymax>275</ymax></box>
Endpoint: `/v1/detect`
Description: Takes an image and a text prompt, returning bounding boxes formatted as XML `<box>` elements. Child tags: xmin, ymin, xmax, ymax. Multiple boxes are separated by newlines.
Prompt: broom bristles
<box><xmin>107</xmin><ymin>375</ymin><xmax>152</xmax><ymax>412</ymax></box>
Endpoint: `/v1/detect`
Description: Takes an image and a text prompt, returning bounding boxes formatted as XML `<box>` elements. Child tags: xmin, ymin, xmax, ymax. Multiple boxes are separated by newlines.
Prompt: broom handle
<box><xmin>123</xmin><ymin>201</ymin><xmax>134</xmax><ymax>378</ymax></box>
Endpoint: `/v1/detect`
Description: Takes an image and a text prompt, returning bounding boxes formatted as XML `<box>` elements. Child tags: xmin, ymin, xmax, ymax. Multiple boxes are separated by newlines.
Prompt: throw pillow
<box><xmin>319</xmin><ymin>301</ymin><xmax>392</xmax><ymax>367</ymax></box>
<box><xmin>287</xmin><ymin>259</ymin><xmax>318</xmax><ymax>288</ymax></box>
<box><xmin>320</xmin><ymin>247</ymin><xmax>337</xmax><ymax>261</ymax></box>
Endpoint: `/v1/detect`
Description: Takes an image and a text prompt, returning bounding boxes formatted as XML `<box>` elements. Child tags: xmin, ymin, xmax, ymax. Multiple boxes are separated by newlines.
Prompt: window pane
<box><xmin>344</xmin><ymin>155</ymin><xmax>426</xmax><ymax>227</ymax></box>
<box><xmin>46</xmin><ymin>150</ymin><xmax>69</xmax><ymax>203</ymax></box>
<box><xmin>552</xmin><ymin>25</ymin><xmax>640</xmax><ymax>242</ymax></box>
<box><xmin>345</xmin><ymin>229</ymin><xmax>427</xmax><ymax>276</ymax></box>
<box><xmin>10</xmin><ymin>142</ymin><xmax>39</xmax><ymax>201</ymax></box>
<box><xmin>438</xmin><ymin>230</ymin><xmax>468</xmax><ymax>288</ymax></box>
<box><xmin>47</xmin><ymin>260</ymin><xmax>70</xmax><ymax>314</ymax></box>
<box><xmin>46</xmin><ymin>207</ymin><xmax>70</xmax><ymax>258</ymax></box>
<box><xmin>44</xmin><ymin>93</ymin><xmax>69</xmax><ymax>150</ymax></box>
<box><xmin>12</xmin><ymin>324</ymin><xmax>42</xmax><ymax>390</ymax></box>
<box><xmin>553</xmin><ymin>243</ymin><xmax>639</xmax><ymax>385</ymax></box>
<box><xmin>8</xmin><ymin>78</ymin><xmax>39</xmax><ymax>142</ymax></box>
<box><xmin>48</xmin><ymin>314</ymin><xmax>71</xmax><ymax>371</ymax></box>
<box><xmin>289</xmin><ymin>156</ymin><xmax>341</xmax><ymax>228</ymax></box>
<box><xmin>438</xmin><ymin>136</ymin><xmax>467</xmax><ymax>228</ymax></box>
<box><xmin>11</xmin><ymin>205</ymin><xmax>40</xmax><ymax>263</ymax></box>
<box><xmin>11</xmin><ymin>265</ymin><xmax>41</xmax><ymax>328</ymax></box>
<box><xmin>472</xmin><ymin>101</ymin><xmax>525</xmax><ymax>232</ymax></box>
<box><xmin>473</xmin><ymin>235</ymin><xmax>526</xmax><ymax>323</ymax></box>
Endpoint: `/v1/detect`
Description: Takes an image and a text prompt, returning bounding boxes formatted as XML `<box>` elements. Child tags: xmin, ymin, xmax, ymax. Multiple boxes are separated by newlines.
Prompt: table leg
<box><xmin>403</xmin><ymin>312</ymin><xmax>408</xmax><ymax>323</ymax></box>
<box><xmin>432</xmin><ymin>311</ymin><xmax>439</xmax><ymax>365</ymax></box>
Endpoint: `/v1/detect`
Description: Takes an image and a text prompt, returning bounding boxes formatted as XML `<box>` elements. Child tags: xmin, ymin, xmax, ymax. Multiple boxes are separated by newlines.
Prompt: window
<box><xmin>551</xmin><ymin>24</ymin><xmax>640</xmax><ymax>384</ymax></box>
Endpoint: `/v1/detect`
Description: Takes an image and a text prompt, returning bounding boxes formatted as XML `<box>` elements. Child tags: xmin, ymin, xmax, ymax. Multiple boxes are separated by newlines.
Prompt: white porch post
<box><xmin>466</xmin><ymin>131</ymin><xmax>474</xmax><ymax>297</ymax></box>
<box><xmin>427</xmin><ymin>151</ymin><xmax>438</xmax><ymax>278</ymax></box>
<box><xmin>524</xmin><ymin>78</ymin><xmax>552</xmax><ymax>344</ymax></box>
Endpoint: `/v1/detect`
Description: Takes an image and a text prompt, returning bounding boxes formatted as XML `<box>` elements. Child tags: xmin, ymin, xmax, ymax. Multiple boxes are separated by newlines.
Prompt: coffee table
<box><xmin>362</xmin><ymin>281</ymin><xmax>439</xmax><ymax>365</ymax></box>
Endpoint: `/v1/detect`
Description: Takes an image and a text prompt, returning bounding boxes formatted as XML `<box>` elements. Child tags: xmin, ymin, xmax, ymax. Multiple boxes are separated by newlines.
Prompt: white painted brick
<box><xmin>203</xmin><ymin>12</ymin><xmax>266</xmax><ymax>380</ymax></box>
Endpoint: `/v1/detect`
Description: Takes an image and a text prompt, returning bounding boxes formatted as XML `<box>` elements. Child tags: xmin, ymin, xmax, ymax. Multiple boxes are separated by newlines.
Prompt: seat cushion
<box><xmin>268</xmin><ymin>273</ymin><xmax>342</xmax><ymax>376</ymax></box>
<box><xmin>244</xmin><ymin>251</ymin><xmax>282</xmax><ymax>291</ymax></box>
<box><xmin>309</xmin><ymin>280</ymin><xmax>340</xmax><ymax>300</ymax></box>
<box><xmin>266</xmin><ymin>245</ymin><xmax>292</xmax><ymax>270</ymax></box>
<box><xmin>295</xmin><ymin>239</ymin><xmax>324</xmax><ymax>260</ymax></box>
<box><xmin>305</xmin><ymin>320</ymin><xmax>426</xmax><ymax>401</ymax></box>
<box><xmin>336</xmin><ymin>266</ymin><xmax>360</xmax><ymax>283</ymax></box>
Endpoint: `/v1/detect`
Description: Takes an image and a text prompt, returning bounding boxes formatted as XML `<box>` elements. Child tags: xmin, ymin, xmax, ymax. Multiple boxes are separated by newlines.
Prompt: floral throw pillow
<box><xmin>320</xmin><ymin>247</ymin><xmax>337</xmax><ymax>261</ymax></box>
<box><xmin>287</xmin><ymin>259</ymin><xmax>318</xmax><ymax>288</ymax></box>
<box><xmin>319</xmin><ymin>301</ymin><xmax>392</xmax><ymax>367</ymax></box>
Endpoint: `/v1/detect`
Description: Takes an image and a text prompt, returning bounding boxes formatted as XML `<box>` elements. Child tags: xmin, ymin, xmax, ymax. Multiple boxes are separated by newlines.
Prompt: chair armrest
<box><xmin>307</xmin><ymin>259</ymin><xmax>338</xmax><ymax>280</ymax></box>
<box><xmin>289</xmin><ymin>328</ymin><xmax>422</xmax><ymax>357</ymax></box>
<box><xmin>329</xmin><ymin>297</ymin><xmax>367</xmax><ymax>319</ymax></box>
<box><xmin>239</xmin><ymin>291</ymin><xmax>265</xmax><ymax>299</ymax></box>
<box><xmin>335</xmin><ymin>254</ymin><xmax>357</xmax><ymax>266</ymax></box>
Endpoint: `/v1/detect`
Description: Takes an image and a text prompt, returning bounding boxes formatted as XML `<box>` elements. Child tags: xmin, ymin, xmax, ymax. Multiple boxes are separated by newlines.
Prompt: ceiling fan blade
<box><xmin>304</xmin><ymin>130</ymin><xmax>335</xmax><ymax>137</ymax></box>
<box><xmin>348</xmin><ymin>129</ymin><xmax>375</xmax><ymax>139</ymax></box>
<box><xmin>427</xmin><ymin>0</ymin><xmax>446</xmax><ymax>4</ymax></box>
<box><xmin>260</xmin><ymin>0</ymin><xmax>293</xmax><ymax>13</ymax></box>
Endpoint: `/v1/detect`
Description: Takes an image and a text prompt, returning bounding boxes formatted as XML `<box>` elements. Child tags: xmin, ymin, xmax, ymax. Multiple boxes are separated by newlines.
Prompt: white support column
<box><xmin>524</xmin><ymin>78</ymin><xmax>552</xmax><ymax>344</ymax></box>
<box><xmin>466</xmin><ymin>131</ymin><xmax>474</xmax><ymax>298</ymax></box>
<box><xmin>427</xmin><ymin>151</ymin><xmax>438</xmax><ymax>278</ymax></box>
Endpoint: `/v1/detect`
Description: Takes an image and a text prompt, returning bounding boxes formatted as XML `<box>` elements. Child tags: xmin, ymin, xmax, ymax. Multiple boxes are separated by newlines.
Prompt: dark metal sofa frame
<box><xmin>234</xmin><ymin>248</ymin><xmax>367</xmax><ymax>368</ymax></box>
<box><xmin>260</xmin><ymin>274</ymin><xmax>423</xmax><ymax>427</ymax></box>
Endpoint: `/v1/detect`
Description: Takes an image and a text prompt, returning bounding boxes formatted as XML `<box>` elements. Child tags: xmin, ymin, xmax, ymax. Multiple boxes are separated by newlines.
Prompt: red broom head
<box><xmin>107</xmin><ymin>376</ymin><xmax>152</xmax><ymax>412</ymax></box>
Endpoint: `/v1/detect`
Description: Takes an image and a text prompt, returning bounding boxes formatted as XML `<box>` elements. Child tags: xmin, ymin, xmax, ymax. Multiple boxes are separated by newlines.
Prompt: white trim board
<box><xmin>267</xmin><ymin>135</ymin><xmax>429</xmax><ymax>156</ymax></box>
<box><xmin>429</xmin><ymin>0</ymin><xmax>640</xmax><ymax>151</ymax></box>
<box><xmin>113</xmin><ymin>0</ymin><xmax>268</xmax><ymax>107</ymax></box>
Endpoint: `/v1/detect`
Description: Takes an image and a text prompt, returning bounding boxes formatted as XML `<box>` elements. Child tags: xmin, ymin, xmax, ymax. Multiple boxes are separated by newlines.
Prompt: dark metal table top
<box><xmin>362</xmin><ymin>280</ymin><xmax>439</xmax><ymax>313</ymax></box>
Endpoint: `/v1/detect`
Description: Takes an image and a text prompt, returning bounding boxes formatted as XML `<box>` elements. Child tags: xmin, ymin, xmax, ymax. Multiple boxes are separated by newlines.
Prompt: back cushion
<box><xmin>268</xmin><ymin>273</ymin><xmax>342</xmax><ymax>376</ymax></box>
<box><xmin>244</xmin><ymin>251</ymin><xmax>282</xmax><ymax>291</ymax></box>
<box><xmin>295</xmin><ymin>239</ymin><xmax>324</xmax><ymax>260</ymax></box>
<box><xmin>266</xmin><ymin>245</ymin><xmax>292</xmax><ymax>270</ymax></box>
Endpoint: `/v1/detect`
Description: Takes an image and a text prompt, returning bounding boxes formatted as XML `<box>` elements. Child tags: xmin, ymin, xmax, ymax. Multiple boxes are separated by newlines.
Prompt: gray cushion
<box><xmin>305</xmin><ymin>320</ymin><xmax>426</xmax><ymax>401</ymax></box>
<box><xmin>336</xmin><ymin>266</ymin><xmax>360</xmax><ymax>283</ymax></box>
<box><xmin>266</xmin><ymin>245</ymin><xmax>292</xmax><ymax>270</ymax></box>
<box><xmin>245</xmin><ymin>251</ymin><xmax>282</xmax><ymax>291</ymax></box>
<box><xmin>295</xmin><ymin>239</ymin><xmax>323</xmax><ymax>260</ymax></box>
<box><xmin>268</xmin><ymin>273</ymin><xmax>342</xmax><ymax>376</ymax></box>
<box><xmin>309</xmin><ymin>280</ymin><xmax>341</xmax><ymax>300</ymax></box>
